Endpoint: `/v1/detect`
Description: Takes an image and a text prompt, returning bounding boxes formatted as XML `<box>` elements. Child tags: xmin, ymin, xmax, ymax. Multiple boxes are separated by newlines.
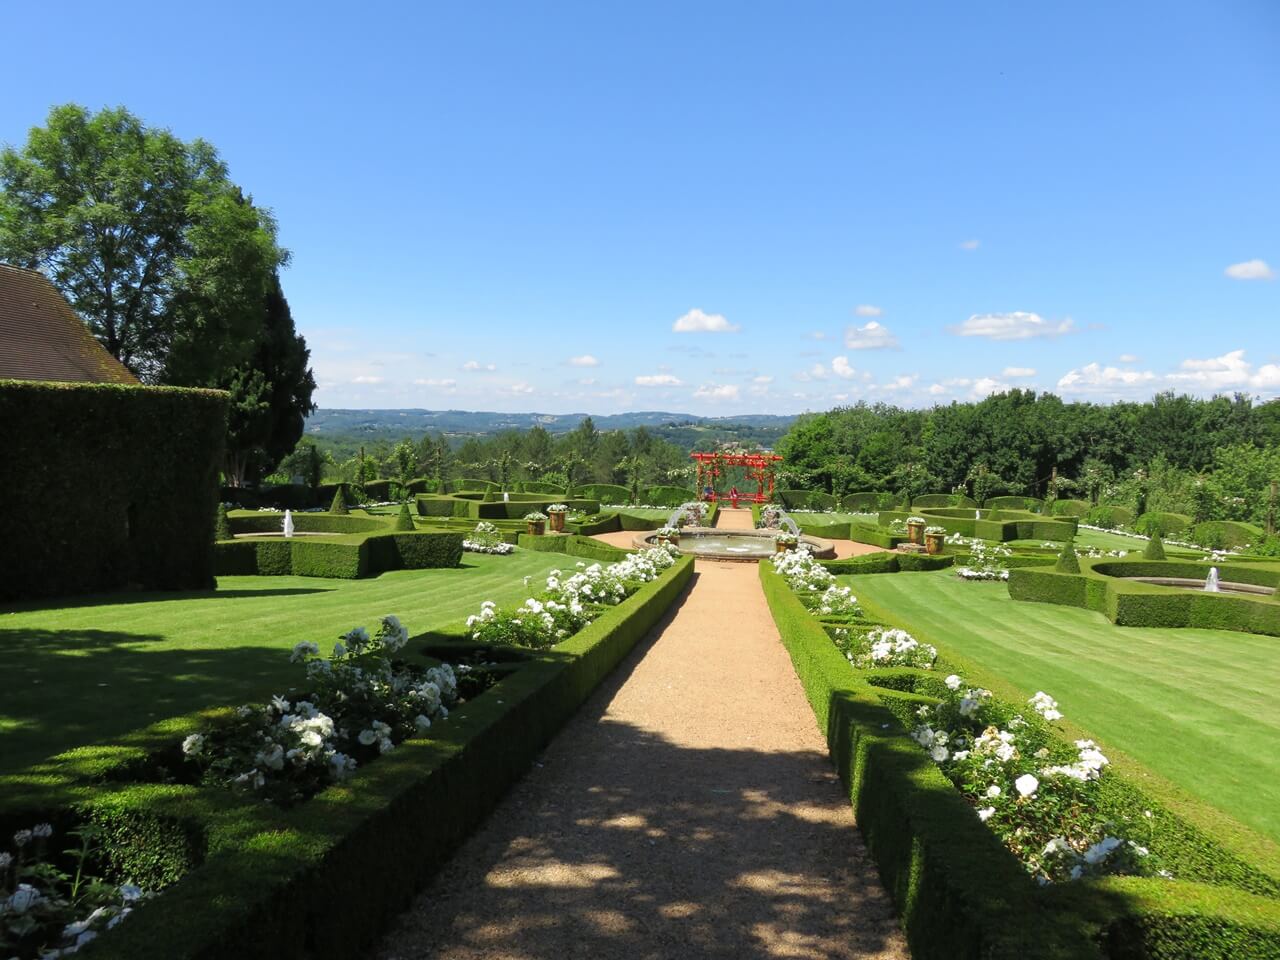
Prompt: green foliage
<box><xmin>393</xmin><ymin>502</ymin><xmax>415</xmax><ymax>531</ymax></box>
<box><xmin>329</xmin><ymin>486</ymin><xmax>349</xmax><ymax>515</ymax></box>
<box><xmin>1189</xmin><ymin>520</ymin><xmax>1264</xmax><ymax>551</ymax></box>
<box><xmin>1051</xmin><ymin>499</ymin><xmax>1091</xmax><ymax>517</ymax></box>
<box><xmin>778</xmin><ymin>489</ymin><xmax>837</xmax><ymax>511</ymax></box>
<box><xmin>0</xmin><ymin>381</ymin><xmax>227</xmax><ymax>601</ymax></box>
<box><xmin>213</xmin><ymin>504</ymin><xmax>232</xmax><ymax>542</ymax></box>
<box><xmin>1135</xmin><ymin>512</ymin><xmax>1191</xmax><ymax>537</ymax></box>
<box><xmin>213</xmin><ymin>531</ymin><xmax>463</xmax><ymax>578</ymax></box>
<box><xmin>1056</xmin><ymin>541</ymin><xmax>1081</xmax><ymax>573</ymax></box>
<box><xmin>1144</xmin><ymin>534</ymin><xmax>1167</xmax><ymax>560</ymax></box>
<box><xmin>0</xmin><ymin>104</ymin><xmax>287</xmax><ymax>383</ymax></box>
<box><xmin>515</xmin><ymin>533</ymin><xmax>630</xmax><ymax>563</ymax></box>
<box><xmin>641</xmin><ymin>485</ymin><xmax>697</xmax><ymax>507</ymax></box>
<box><xmin>1084</xmin><ymin>505</ymin><xmax>1133</xmax><ymax>529</ymax></box>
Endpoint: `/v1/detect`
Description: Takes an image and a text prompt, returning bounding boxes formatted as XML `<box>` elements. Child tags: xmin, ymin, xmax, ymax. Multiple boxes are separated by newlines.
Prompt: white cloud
<box><xmin>413</xmin><ymin>378</ymin><xmax>457</xmax><ymax>388</ymax></box>
<box><xmin>1224</xmin><ymin>259</ymin><xmax>1274</xmax><ymax>281</ymax></box>
<box><xmin>844</xmin><ymin>320</ymin><xmax>900</xmax><ymax>350</ymax></box>
<box><xmin>752</xmin><ymin>375</ymin><xmax>774</xmax><ymax>384</ymax></box>
<box><xmin>959</xmin><ymin>239</ymin><xmax>981</xmax><ymax>251</ymax></box>
<box><xmin>872</xmin><ymin>374</ymin><xmax>918</xmax><ymax>392</ymax></box>
<box><xmin>1057</xmin><ymin>363</ymin><xmax>1158</xmax><ymax>394</ymax></box>
<box><xmin>462</xmin><ymin>360</ymin><xmax>496</xmax><ymax>372</ymax></box>
<box><xmin>507</xmin><ymin>381</ymin><xmax>535</xmax><ymax>395</ymax></box>
<box><xmin>928</xmin><ymin>383</ymin><xmax>948</xmax><ymax>395</ymax></box>
<box><xmin>971</xmin><ymin>377</ymin><xmax>1010</xmax><ymax>397</ymax></box>
<box><xmin>351</xmin><ymin>375</ymin><xmax>384</xmax><ymax>384</ymax></box>
<box><xmin>832</xmin><ymin>356</ymin><xmax>856</xmax><ymax>379</ymax></box>
<box><xmin>693</xmin><ymin>383</ymin><xmax>740</xmax><ymax>401</ymax></box>
<box><xmin>1118</xmin><ymin>354</ymin><xmax>1139</xmax><ymax>363</ymax></box>
<box><xmin>635</xmin><ymin>374</ymin><xmax>683</xmax><ymax>386</ymax></box>
<box><xmin>673</xmin><ymin>308</ymin><xmax>739</xmax><ymax>333</ymax></box>
<box><xmin>853</xmin><ymin>304</ymin><xmax>883</xmax><ymax>317</ymax></box>
<box><xmin>568</xmin><ymin>354</ymin><xmax>599</xmax><ymax>367</ymax></box>
<box><xmin>1002</xmin><ymin>367</ymin><xmax>1036</xmax><ymax>378</ymax></box>
<box><xmin>810</xmin><ymin>363</ymin><xmax>828</xmax><ymax>380</ymax></box>
<box><xmin>577</xmin><ymin>377</ymin><xmax>598</xmax><ymax>386</ymax></box>
<box><xmin>1167</xmin><ymin>349</ymin><xmax>1280</xmax><ymax>389</ymax></box>
<box><xmin>952</xmin><ymin>312</ymin><xmax>1074</xmax><ymax>341</ymax></box>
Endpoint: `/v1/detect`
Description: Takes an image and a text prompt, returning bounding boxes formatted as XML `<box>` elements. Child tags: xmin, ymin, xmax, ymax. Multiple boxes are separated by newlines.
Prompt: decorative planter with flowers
<box><xmin>907</xmin><ymin>515</ymin><xmax>927</xmax><ymax>545</ymax></box>
<box><xmin>774</xmin><ymin>531</ymin><xmax>799</xmax><ymax>553</ymax></box>
<box><xmin>546</xmin><ymin>504</ymin><xmax>568</xmax><ymax>532</ymax></box>
<box><xmin>655</xmin><ymin>525</ymin><xmax>681</xmax><ymax>546</ymax></box>
<box><xmin>924</xmin><ymin>525</ymin><xmax>946</xmax><ymax>554</ymax></box>
<box><xmin>524</xmin><ymin>511</ymin><xmax>548</xmax><ymax>536</ymax></box>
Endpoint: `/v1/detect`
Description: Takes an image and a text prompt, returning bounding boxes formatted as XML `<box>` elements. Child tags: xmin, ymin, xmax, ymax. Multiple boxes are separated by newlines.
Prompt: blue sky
<box><xmin>3</xmin><ymin>1</ymin><xmax>1278</xmax><ymax>414</ymax></box>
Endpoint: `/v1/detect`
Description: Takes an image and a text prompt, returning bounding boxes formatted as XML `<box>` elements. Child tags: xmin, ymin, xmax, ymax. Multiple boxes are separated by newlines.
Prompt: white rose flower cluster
<box><xmin>179</xmin><ymin>616</ymin><xmax>459</xmax><ymax>805</ymax></box>
<box><xmin>466</xmin><ymin>546</ymin><xmax>679</xmax><ymax>649</ymax></box>
<box><xmin>463</xmin><ymin>521</ymin><xmax>514</xmax><ymax>555</ymax></box>
<box><xmin>845</xmin><ymin>627</ymin><xmax>938</xmax><ymax>670</ymax></box>
<box><xmin>906</xmin><ymin>674</ymin><xmax>1149</xmax><ymax>884</ymax></box>
<box><xmin>0</xmin><ymin>824</ymin><xmax>149</xmax><ymax>956</ymax></box>
<box><xmin>770</xmin><ymin>547</ymin><xmax>836</xmax><ymax>592</ymax></box>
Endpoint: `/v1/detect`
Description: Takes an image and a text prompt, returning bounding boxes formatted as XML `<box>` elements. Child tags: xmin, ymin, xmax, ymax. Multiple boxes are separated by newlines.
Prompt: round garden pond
<box><xmin>633</xmin><ymin>527</ymin><xmax>836</xmax><ymax>561</ymax></box>
<box><xmin>1123</xmin><ymin>576</ymin><xmax>1274</xmax><ymax>597</ymax></box>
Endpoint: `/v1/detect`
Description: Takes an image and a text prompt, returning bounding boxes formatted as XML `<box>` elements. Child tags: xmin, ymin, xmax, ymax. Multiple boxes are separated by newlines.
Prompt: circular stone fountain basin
<box><xmin>634</xmin><ymin>527</ymin><xmax>836</xmax><ymax>561</ymax></box>
<box><xmin>1125</xmin><ymin>576</ymin><xmax>1275</xmax><ymax>597</ymax></box>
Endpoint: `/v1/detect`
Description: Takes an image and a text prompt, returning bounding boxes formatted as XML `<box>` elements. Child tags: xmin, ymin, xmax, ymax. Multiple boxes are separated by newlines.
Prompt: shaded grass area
<box><xmin>844</xmin><ymin>569</ymin><xmax>1280</xmax><ymax>850</ymax></box>
<box><xmin>0</xmin><ymin>552</ymin><xmax>566</xmax><ymax>775</ymax></box>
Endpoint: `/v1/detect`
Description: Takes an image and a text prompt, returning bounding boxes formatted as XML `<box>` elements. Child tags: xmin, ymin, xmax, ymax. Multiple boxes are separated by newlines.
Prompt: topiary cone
<box><xmin>1144</xmin><ymin>533</ymin><xmax>1166</xmax><ymax>560</ymax></box>
<box><xmin>394</xmin><ymin>501</ymin><xmax>415</xmax><ymax>531</ymax></box>
<box><xmin>330</xmin><ymin>486</ymin><xmax>349</xmax><ymax>515</ymax></box>
<box><xmin>213</xmin><ymin>503</ymin><xmax>232</xmax><ymax>542</ymax></box>
<box><xmin>1055</xmin><ymin>540</ymin><xmax>1081</xmax><ymax>574</ymax></box>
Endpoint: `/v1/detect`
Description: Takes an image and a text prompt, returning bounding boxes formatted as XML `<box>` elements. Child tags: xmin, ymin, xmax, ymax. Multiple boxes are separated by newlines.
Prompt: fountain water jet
<box><xmin>1204</xmin><ymin>567</ymin><xmax>1220</xmax><ymax>592</ymax></box>
<box><xmin>283</xmin><ymin>509</ymin><xmax>295</xmax><ymax>539</ymax></box>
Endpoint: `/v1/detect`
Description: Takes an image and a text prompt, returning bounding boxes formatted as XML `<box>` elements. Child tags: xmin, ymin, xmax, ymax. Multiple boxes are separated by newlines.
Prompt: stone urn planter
<box><xmin>775</xmin><ymin>534</ymin><xmax>799</xmax><ymax>553</ymax></box>
<box><xmin>924</xmin><ymin>530</ymin><xmax>945</xmax><ymax>555</ymax></box>
<box><xmin>525</xmin><ymin>511</ymin><xmax>548</xmax><ymax>536</ymax></box>
<box><xmin>906</xmin><ymin>518</ymin><xmax>926</xmax><ymax>545</ymax></box>
<box><xmin>547</xmin><ymin>506</ymin><xmax>568</xmax><ymax>533</ymax></box>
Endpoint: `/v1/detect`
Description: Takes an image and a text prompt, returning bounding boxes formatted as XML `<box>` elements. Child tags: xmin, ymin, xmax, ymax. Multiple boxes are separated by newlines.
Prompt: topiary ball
<box><xmin>1143</xmin><ymin>534</ymin><xmax>1166</xmax><ymax>560</ymax></box>
<box><xmin>394</xmin><ymin>501</ymin><xmax>415</xmax><ymax>531</ymax></box>
<box><xmin>330</xmin><ymin>486</ymin><xmax>349</xmax><ymax>515</ymax></box>
<box><xmin>1055</xmin><ymin>540</ymin><xmax>1081</xmax><ymax>574</ymax></box>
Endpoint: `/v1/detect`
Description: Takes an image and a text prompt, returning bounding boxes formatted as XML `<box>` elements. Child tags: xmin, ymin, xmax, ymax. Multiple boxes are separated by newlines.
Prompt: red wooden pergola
<box><xmin>691</xmin><ymin>451</ymin><xmax>783</xmax><ymax>504</ymax></box>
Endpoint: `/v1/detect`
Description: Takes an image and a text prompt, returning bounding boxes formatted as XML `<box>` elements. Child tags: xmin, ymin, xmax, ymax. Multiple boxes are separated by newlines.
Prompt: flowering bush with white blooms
<box><xmin>957</xmin><ymin>540</ymin><xmax>1013</xmax><ymax>581</ymax></box>
<box><xmin>523</xmin><ymin>511</ymin><xmax>548</xmax><ymax>522</ymax></box>
<box><xmin>546</xmin><ymin>503</ymin><xmax>568</xmax><ymax>513</ymax></box>
<box><xmin>1</xmin><ymin>823</ymin><xmax>150</xmax><ymax>959</ymax></box>
<box><xmin>924</xmin><ymin>525</ymin><xmax>946</xmax><ymax>535</ymax></box>
<box><xmin>757</xmin><ymin>505</ymin><xmax>785</xmax><ymax>529</ymax></box>
<box><xmin>909</xmin><ymin>679</ymin><xmax>1155</xmax><ymax>884</ymax></box>
<box><xmin>769</xmin><ymin>549</ymin><xmax>861</xmax><ymax>616</ymax></box>
<box><xmin>466</xmin><ymin>546</ymin><xmax>679</xmax><ymax>649</ymax></box>
<box><xmin>462</xmin><ymin>521</ymin><xmax>514</xmax><ymax>555</ymax></box>
<box><xmin>833</xmin><ymin>626</ymin><xmax>938</xmax><ymax>669</ymax></box>
<box><xmin>181</xmin><ymin>616</ymin><xmax>462</xmax><ymax>806</ymax></box>
<box><xmin>907</xmin><ymin>516</ymin><xmax>927</xmax><ymax>525</ymax></box>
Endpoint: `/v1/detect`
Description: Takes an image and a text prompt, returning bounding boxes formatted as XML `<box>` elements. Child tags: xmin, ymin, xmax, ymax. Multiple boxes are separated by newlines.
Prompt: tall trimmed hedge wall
<box><xmin>214</xmin><ymin>531</ymin><xmax>463</xmax><ymax>578</ymax></box>
<box><xmin>0</xmin><ymin>380</ymin><xmax>228</xmax><ymax>601</ymax></box>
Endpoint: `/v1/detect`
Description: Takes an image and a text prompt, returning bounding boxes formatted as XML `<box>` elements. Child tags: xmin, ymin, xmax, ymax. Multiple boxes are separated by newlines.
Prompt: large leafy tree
<box><xmin>0</xmin><ymin>104</ymin><xmax>287</xmax><ymax>382</ymax></box>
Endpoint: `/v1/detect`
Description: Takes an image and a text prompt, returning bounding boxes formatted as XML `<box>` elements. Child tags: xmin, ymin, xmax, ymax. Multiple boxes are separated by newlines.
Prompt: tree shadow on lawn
<box><xmin>0</xmin><ymin>585</ymin><xmax>333</xmax><ymax>614</ymax></box>
<box><xmin>0</xmin><ymin>628</ymin><xmax>298</xmax><ymax>778</ymax></box>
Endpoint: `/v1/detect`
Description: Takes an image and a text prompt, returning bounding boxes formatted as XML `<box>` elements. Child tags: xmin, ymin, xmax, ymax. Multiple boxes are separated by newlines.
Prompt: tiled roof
<box><xmin>0</xmin><ymin>263</ymin><xmax>138</xmax><ymax>384</ymax></box>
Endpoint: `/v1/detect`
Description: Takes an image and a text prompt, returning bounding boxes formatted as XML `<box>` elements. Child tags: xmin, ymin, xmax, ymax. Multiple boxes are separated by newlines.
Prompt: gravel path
<box><xmin>371</xmin><ymin>508</ymin><xmax>907</xmax><ymax>959</ymax></box>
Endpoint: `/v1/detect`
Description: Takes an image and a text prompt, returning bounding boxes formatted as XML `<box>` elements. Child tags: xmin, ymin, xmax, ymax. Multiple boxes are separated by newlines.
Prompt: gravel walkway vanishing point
<box><xmin>372</xmin><ymin>507</ymin><xmax>908</xmax><ymax>960</ymax></box>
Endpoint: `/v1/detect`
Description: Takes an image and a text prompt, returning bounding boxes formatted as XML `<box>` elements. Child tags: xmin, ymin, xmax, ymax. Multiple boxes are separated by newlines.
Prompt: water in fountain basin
<box><xmin>1204</xmin><ymin>567</ymin><xmax>1220</xmax><ymax>592</ymax></box>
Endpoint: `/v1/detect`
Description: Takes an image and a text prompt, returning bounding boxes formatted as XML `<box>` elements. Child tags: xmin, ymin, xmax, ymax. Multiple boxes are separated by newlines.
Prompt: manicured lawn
<box><xmin>845</xmin><ymin>569</ymin><xmax>1280</xmax><ymax>847</ymax></box>
<box><xmin>0</xmin><ymin>551</ymin><xmax>565</xmax><ymax>775</ymax></box>
<box><xmin>1010</xmin><ymin>527</ymin><xmax>1201</xmax><ymax>556</ymax></box>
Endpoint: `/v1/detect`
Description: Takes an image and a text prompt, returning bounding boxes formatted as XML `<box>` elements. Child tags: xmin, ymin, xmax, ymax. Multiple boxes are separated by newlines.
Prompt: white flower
<box><xmin>1014</xmin><ymin>774</ymin><xmax>1039</xmax><ymax>798</ymax></box>
<box><xmin>182</xmin><ymin>734</ymin><xmax>205</xmax><ymax>756</ymax></box>
<box><xmin>289</xmin><ymin>641</ymin><xmax>320</xmax><ymax>663</ymax></box>
<box><xmin>32</xmin><ymin>823</ymin><xmax>53</xmax><ymax>839</ymax></box>
<box><xmin>930</xmin><ymin>745</ymin><xmax>949</xmax><ymax>763</ymax></box>
<box><xmin>1083</xmin><ymin>836</ymin><xmax>1124</xmax><ymax>864</ymax></box>
<box><xmin>333</xmin><ymin>641</ymin><xmax>346</xmax><ymax>658</ymax></box>
<box><xmin>358</xmin><ymin>729</ymin><xmax>378</xmax><ymax>746</ymax></box>
<box><xmin>13</xmin><ymin>829</ymin><xmax>32</xmax><ymax>847</ymax></box>
<box><xmin>414</xmin><ymin>714</ymin><xmax>432</xmax><ymax>731</ymax></box>
<box><xmin>985</xmin><ymin>785</ymin><xmax>1001</xmax><ymax>798</ymax></box>
<box><xmin>944</xmin><ymin>674</ymin><xmax>962</xmax><ymax>690</ymax></box>
<box><xmin>1042</xmin><ymin>837</ymin><xmax>1073</xmax><ymax>857</ymax></box>
<box><xmin>6</xmin><ymin>883</ymin><xmax>41</xmax><ymax>913</ymax></box>
<box><xmin>977</xmin><ymin>806</ymin><xmax>996</xmax><ymax>822</ymax></box>
<box><xmin>1028</xmin><ymin>691</ymin><xmax>1063</xmax><ymax>722</ymax></box>
<box><xmin>271</xmin><ymin>695</ymin><xmax>292</xmax><ymax>714</ymax></box>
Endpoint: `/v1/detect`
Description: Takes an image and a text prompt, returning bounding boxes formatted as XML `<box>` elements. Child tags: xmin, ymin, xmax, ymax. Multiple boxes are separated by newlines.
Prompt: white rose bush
<box><xmin>957</xmin><ymin>540</ymin><xmax>1013</xmax><ymax>581</ymax></box>
<box><xmin>466</xmin><ymin>545</ymin><xmax>679</xmax><ymax>650</ymax></box>
<box><xmin>180</xmin><ymin>615</ymin><xmax>463</xmax><ymax>806</ymax></box>
<box><xmin>833</xmin><ymin>625</ymin><xmax>939</xmax><ymax>670</ymax></box>
<box><xmin>770</xmin><ymin>548</ymin><xmax>862</xmax><ymax>618</ymax></box>
<box><xmin>1</xmin><ymin>823</ymin><xmax>149</xmax><ymax>959</ymax></box>
<box><xmin>910</xmin><ymin>678</ymin><xmax>1153</xmax><ymax>884</ymax></box>
<box><xmin>462</xmin><ymin>521</ymin><xmax>514</xmax><ymax>555</ymax></box>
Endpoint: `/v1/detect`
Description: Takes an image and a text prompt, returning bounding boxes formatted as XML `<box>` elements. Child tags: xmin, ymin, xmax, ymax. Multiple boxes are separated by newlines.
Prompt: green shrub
<box><xmin>574</xmin><ymin>483</ymin><xmax>632</xmax><ymax>504</ymax></box>
<box><xmin>0</xmin><ymin>380</ymin><xmax>228</xmax><ymax>601</ymax></box>
<box><xmin>213</xmin><ymin>504</ymin><xmax>232</xmax><ymax>542</ymax></box>
<box><xmin>515</xmin><ymin>480</ymin><xmax>565</xmax><ymax>495</ymax></box>
<box><xmin>1085</xmin><ymin>505</ymin><xmax>1134</xmax><ymax>529</ymax></box>
<box><xmin>516</xmin><ymin>533</ymin><xmax>630</xmax><ymax>563</ymax></box>
<box><xmin>984</xmin><ymin>495</ymin><xmax>1043</xmax><ymax>512</ymax></box>
<box><xmin>641</xmin><ymin>485</ymin><xmax>697</xmax><ymax>507</ymax></box>
<box><xmin>330</xmin><ymin>486</ymin><xmax>349</xmax><ymax>514</ymax></box>
<box><xmin>1056</xmin><ymin>541</ymin><xmax>1081</xmax><ymax>573</ymax></box>
<box><xmin>228</xmin><ymin>512</ymin><xmax>385</xmax><ymax>535</ymax></box>
<box><xmin>1135</xmin><ymin>512</ymin><xmax>1191</xmax><ymax>537</ymax></box>
<box><xmin>1144</xmin><ymin>534</ymin><xmax>1167</xmax><ymax>560</ymax></box>
<box><xmin>1189</xmin><ymin>520</ymin><xmax>1264</xmax><ymax>551</ymax></box>
<box><xmin>913</xmin><ymin>492</ymin><xmax>976</xmax><ymax>508</ymax></box>
<box><xmin>393</xmin><ymin>503</ymin><xmax>415</xmax><ymax>531</ymax></box>
<box><xmin>1050</xmin><ymin>498</ymin><xmax>1091</xmax><ymax>517</ymax></box>
<box><xmin>840</xmin><ymin>492</ymin><xmax>884</xmax><ymax>512</ymax></box>
<box><xmin>778</xmin><ymin>489</ymin><xmax>837</xmax><ymax>511</ymax></box>
<box><xmin>568</xmin><ymin>513</ymin><xmax>622</xmax><ymax>536</ymax></box>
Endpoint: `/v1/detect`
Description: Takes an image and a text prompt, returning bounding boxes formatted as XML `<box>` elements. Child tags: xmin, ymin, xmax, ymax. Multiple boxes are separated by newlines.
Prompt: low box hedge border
<box><xmin>214</xmin><ymin>531</ymin><xmax>464</xmax><ymax>578</ymax></box>
<box><xmin>1009</xmin><ymin>560</ymin><xmax>1280</xmax><ymax>637</ymax></box>
<box><xmin>759</xmin><ymin>562</ymin><xmax>1280</xmax><ymax>959</ymax></box>
<box><xmin>516</xmin><ymin>532</ymin><xmax>630</xmax><ymax>563</ymax></box>
<box><xmin>42</xmin><ymin>555</ymin><xmax>696</xmax><ymax>960</ymax></box>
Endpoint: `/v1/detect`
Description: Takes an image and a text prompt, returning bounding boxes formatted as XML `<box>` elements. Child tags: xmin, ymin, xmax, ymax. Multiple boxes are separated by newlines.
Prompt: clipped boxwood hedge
<box><xmin>1135</xmin><ymin>512</ymin><xmax>1192</xmax><ymax>537</ymax></box>
<box><xmin>840</xmin><ymin>492</ymin><xmax>891</xmax><ymax>512</ymax></box>
<box><xmin>1009</xmin><ymin>559</ymin><xmax>1280</xmax><ymax>637</ymax></box>
<box><xmin>214</xmin><ymin>531</ymin><xmax>464</xmax><ymax>578</ymax></box>
<box><xmin>778</xmin><ymin>489</ymin><xmax>838</xmax><ymax>511</ymax></box>
<box><xmin>760</xmin><ymin>562</ymin><xmax>1280</xmax><ymax>958</ymax></box>
<box><xmin>573</xmin><ymin>483</ymin><xmax>632</xmax><ymax>504</ymax></box>
<box><xmin>912</xmin><ymin>492</ymin><xmax>977</xmax><ymax>508</ymax></box>
<box><xmin>566</xmin><ymin>512</ymin><xmax>622</xmax><ymax>536</ymax></box>
<box><xmin>44</xmin><ymin>556</ymin><xmax>695</xmax><ymax>960</ymax></box>
<box><xmin>1051</xmin><ymin>499</ymin><xmax>1092</xmax><ymax>517</ymax></box>
<box><xmin>0</xmin><ymin>380</ymin><xmax>228</xmax><ymax>601</ymax></box>
<box><xmin>515</xmin><ymin>480</ymin><xmax>566</xmax><ymax>495</ymax></box>
<box><xmin>227</xmin><ymin>512</ymin><xmax>388</xmax><ymax>535</ymax></box>
<box><xmin>515</xmin><ymin>533</ymin><xmax>630</xmax><ymax>563</ymax></box>
<box><xmin>984</xmin><ymin>495</ymin><xmax>1043</xmax><ymax>512</ymax></box>
<box><xmin>641</xmin><ymin>485</ymin><xmax>697</xmax><ymax>507</ymax></box>
<box><xmin>1190</xmin><ymin>520</ymin><xmax>1264</xmax><ymax>550</ymax></box>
